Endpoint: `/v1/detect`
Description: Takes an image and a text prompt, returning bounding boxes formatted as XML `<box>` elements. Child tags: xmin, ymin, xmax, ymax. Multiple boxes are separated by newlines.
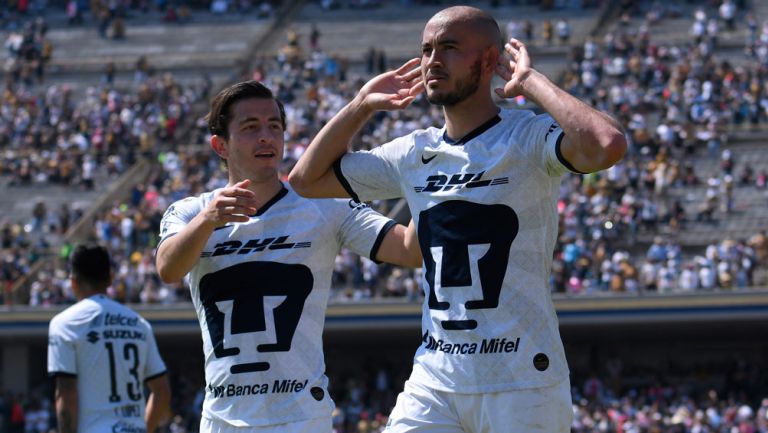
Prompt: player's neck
<box><xmin>75</xmin><ymin>288</ymin><xmax>107</xmax><ymax>302</ymax></box>
<box><xmin>231</xmin><ymin>175</ymin><xmax>284</xmax><ymax>210</ymax></box>
<box><xmin>443</xmin><ymin>97</ymin><xmax>499</xmax><ymax>142</ymax></box>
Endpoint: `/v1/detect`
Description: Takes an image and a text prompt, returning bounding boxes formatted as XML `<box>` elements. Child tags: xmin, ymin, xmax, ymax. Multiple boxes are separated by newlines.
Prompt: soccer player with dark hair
<box><xmin>48</xmin><ymin>244</ymin><xmax>171</xmax><ymax>433</ymax></box>
<box><xmin>155</xmin><ymin>80</ymin><xmax>421</xmax><ymax>432</ymax></box>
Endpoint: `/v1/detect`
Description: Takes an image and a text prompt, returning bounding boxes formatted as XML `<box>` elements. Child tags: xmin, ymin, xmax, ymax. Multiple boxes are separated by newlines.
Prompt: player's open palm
<box><xmin>495</xmin><ymin>38</ymin><xmax>534</xmax><ymax>100</ymax></box>
<box><xmin>360</xmin><ymin>58</ymin><xmax>424</xmax><ymax>111</ymax></box>
<box><xmin>202</xmin><ymin>179</ymin><xmax>258</xmax><ymax>227</ymax></box>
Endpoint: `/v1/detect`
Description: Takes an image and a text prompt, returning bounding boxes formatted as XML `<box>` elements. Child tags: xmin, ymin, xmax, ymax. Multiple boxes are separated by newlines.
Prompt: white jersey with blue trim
<box><xmin>336</xmin><ymin>108</ymin><xmax>575</xmax><ymax>393</ymax></box>
<box><xmin>47</xmin><ymin>294</ymin><xmax>167</xmax><ymax>433</ymax></box>
<box><xmin>159</xmin><ymin>185</ymin><xmax>395</xmax><ymax>427</ymax></box>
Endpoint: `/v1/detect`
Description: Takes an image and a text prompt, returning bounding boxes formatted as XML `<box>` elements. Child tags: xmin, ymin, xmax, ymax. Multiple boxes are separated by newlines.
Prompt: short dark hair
<box><xmin>69</xmin><ymin>244</ymin><xmax>112</xmax><ymax>290</ymax></box>
<box><xmin>205</xmin><ymin>81</ymin><xmax>287</xmax><ymax>138</ymax></box>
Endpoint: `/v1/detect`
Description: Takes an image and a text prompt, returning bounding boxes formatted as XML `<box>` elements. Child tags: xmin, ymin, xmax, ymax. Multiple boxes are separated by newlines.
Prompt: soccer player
<box><xmin>48</xmin><ymin>244</ymin><xmax>171</xmax><ymax>433</ymax></box>
<box><xmin>288</xmin><ymin>6</ymin><xmax>627</xmax><ymax>433</ymax></box>
<box><xmin>155</xmin><ymin>81</ymin><xmax>421</xmax><ymax>432</ymax></box>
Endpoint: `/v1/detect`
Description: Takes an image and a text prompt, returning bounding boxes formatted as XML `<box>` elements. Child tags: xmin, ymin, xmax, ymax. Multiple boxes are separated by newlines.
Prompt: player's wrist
<box><xmin>351</xmin><ymin>93</ymin><xmax>376</xmax><ymax>117</ymax></box>
<box><xmin>518</xmin><ymin>69</ymin><xmax>548</xmax><ymax>100</ymax></box>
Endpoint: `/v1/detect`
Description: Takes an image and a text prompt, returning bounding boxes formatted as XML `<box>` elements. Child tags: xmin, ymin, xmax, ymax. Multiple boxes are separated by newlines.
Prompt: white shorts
<box><xmin>199</xmin><ymin>416</ymin><xmax>332</xmax><ymax>433</ymax></box>
<box><xmin>384</xmin><ymin>377</ymin><xmax>572</xmax><ymax>433</ymax></box>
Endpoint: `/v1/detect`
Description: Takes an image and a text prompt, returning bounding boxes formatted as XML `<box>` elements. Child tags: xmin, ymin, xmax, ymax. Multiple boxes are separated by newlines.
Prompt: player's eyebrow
<box><xmin>238</xmin><ymin>116</ymin><xmax>281</xmax><ymax>125</ymax></box>
<box><xmin>422</xmin><ymin>38</ymin><xmax>461</xmax><ymax>49</ymax></box>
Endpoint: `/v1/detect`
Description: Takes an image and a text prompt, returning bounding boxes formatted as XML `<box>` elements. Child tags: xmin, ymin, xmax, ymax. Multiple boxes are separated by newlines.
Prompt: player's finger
<box><xmin>395</xmin><ymin>58</ymin><xmax>421</xmax><ymax>74</ymax></box>
<box><xmin>394</xmin><ymin>96</ymin><xmax>415</xmax><ymax>108</ymax></box>
<box><xmin>221</xmin><ymin>205</ymin><xmax>256</xmax><ymax>216</ymax></box>
<box><xmin>221</xmin><ymin>214</ymin><xmax>251</xmax><ymax>224</ymax></box>
<box><xmin>221</xmin><ymin>187</ymin><xmax>256</xmax><ymax>198</ymax></box>
<box><xmin>234</xmin><ymin>179</ymin><xmax>251</xmax><ymax>189</ymax></box>
<box><xmin>505</xmin><ymin>42</ymin><xmax>520</xmax><ymax>57</ymax></box>
<box><xmin>400</xmin><ymin>66</ymin><xmax>422</xmax><ymax>82</ymax></box>
<box><xmin>494</xmin><ymin>88</ymin><xmax>507</xmax><ymax>99</ymax></box>
<box><xmin>217</xmin><ymin>195</ymin><xmax>257</xmax><ymax>208</ymax></box>
<box><xmin>496</xmin><ymin>63</ymin><xmax>512</xmax><ymax>81</ymax></box>
<box><xmin>507</xmin><ymin>37</ymin><xmax>524</xmax><ymax>48</ymax></box>
<box><xmin>409</xmin><ymin>80</ymin><xmax>425</xmax><ymax>96</ymax></box>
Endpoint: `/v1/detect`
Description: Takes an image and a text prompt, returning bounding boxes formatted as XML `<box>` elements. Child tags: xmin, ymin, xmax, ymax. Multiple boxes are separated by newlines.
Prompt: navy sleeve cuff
<box><xmin>49</xmin><ymin>371</ymin><xmax>77</xmax><ymax>379</ymax></box>
<box><xmin>554</xmin><ymin>132</ymin><xmax>587</xmax><ymax>174</ymax></box>
<box><xmin>370</xmin><ymin>220</ymin><xmax>397</xmax><ymax>264</ymax></box>
<box><xmin>333</xmin><ymin>158</ymin><xmax>362</xmax><ymax>202</ymax></box>
<box><xmin>144</xmin><ymin>370</ymin><xmax>168</xmax><ymax>383</ymax></box>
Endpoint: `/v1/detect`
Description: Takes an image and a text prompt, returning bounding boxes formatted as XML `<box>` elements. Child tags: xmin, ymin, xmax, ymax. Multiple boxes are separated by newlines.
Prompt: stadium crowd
<box><xmin>4</xmin><ymin>358</ymin><xmax>768</xmax><ymax>433</ymax></box>
<box><xmin>2</xmin><ymin>2</ymin><xmax>768</xmax><ymax>433</ymax></box>
<box><xmin>4</xmin><ymin>0</ymin><xmax>768</xmax><ymax>306</ymax></box>
<box><xmin>0</xmin><ymin>8</ymin><xmax>212</xmax><ymax>303</ymax></box>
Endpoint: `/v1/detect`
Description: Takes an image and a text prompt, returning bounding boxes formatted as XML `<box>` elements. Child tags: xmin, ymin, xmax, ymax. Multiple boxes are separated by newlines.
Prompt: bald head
<box><xmin>426</xmin><ymin>6</ymin><xmax>503</xmax><ymax>50</ymax></box>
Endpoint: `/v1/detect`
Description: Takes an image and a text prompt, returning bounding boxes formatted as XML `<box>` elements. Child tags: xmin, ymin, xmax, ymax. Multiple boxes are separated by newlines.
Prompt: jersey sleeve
<box><xmin>47</xmin><ymin>316</ymin><xmax>77</xmax><ymax>377</ymax></box>
<box><xmin>514</xmin><ymin>111</ymin><xmax>581</xmax><ymax>177</ymax></box>
<box><xmin>158</xmin><ymin>197</ymin><xmax>203</xmax><ymax>246</ymax></box>
<box><xmin>334</xmin><ymin>136</ymin><xmax>411</xmax><ymax>202</ymax></box>
<box><xmin>142</xmin><ymin>321</ymin><xmax>167</xmax><ymax>381</ymax></box>
<box><xmin>335</xmin><ymin>200</ymin><xmax>397</xmax><ymax>262</ymax></box>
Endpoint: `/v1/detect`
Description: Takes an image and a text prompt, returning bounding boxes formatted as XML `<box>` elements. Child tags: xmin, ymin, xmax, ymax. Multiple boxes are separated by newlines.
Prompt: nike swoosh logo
<box><xmin>421</xmin><ymin>154</ymin><xmax>437</xmax><ymax>164</ymax></box>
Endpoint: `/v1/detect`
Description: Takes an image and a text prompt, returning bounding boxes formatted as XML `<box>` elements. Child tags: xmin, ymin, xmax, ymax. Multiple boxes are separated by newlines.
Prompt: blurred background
<box><xmin>1</xmin><ymin>0</ymin><xmax>768</xmax><ymax>431</ymax></box>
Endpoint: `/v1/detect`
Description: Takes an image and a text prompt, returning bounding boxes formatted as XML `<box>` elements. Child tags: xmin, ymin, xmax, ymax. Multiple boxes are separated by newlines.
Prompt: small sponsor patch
<box><xmin>533</xmin><ymin>353</ymin><xmax>549</xmax><ymax>372</ymax></box>
<box><xmin>310</xmin><ymin>387</ymin><xmax>325</xmax><ymax>401</ymax></box>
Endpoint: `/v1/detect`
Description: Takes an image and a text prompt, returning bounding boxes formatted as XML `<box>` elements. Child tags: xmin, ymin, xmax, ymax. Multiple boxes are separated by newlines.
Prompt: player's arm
<box><xmin>496</xmin><ymin>38</ymin><xmax>626</xmax><ymax>173</ymax></box>
<box><xmin>156</xmin><ymin>179</ymin><xmax>259</xmax><ymax>282</ymax></box>
<box><xmin>144</xmin><ymin>373</ymin><xmax>171</xmax><ymax>433</ymax></box>
<box><xmin>289</xmin><ymin>58</ymin><xmax>424</xmax><ymax>198</ymax></box>
<box><xmin>375</xmin><ymin>219</ymin><xmax>422</xmax><ymax>268</ymax></box>
<box><xmin>55</xmin><ymin>375</ymin><xmax>78</xmax><ymax>433</ymax></box>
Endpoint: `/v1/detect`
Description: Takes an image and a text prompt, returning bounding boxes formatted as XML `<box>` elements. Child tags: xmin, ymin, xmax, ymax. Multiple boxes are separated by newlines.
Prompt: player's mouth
<box><xmin>254</xmin><ymin>150</ymin><xmax>276</xmax><ymax>159</ymax></box>
<box><xmin>426</xmin><ymin>74</ymin><xmax>447</xmax><ymax>87</ymax></box>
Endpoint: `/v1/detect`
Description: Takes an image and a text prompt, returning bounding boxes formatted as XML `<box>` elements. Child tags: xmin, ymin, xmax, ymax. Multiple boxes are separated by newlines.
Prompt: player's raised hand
<box><xmin>359</xmin><ymin>58</ymin><xmax>424</xmax><ymax>111</ymax></box>
<box><xmin>494</xmin><ymin>38</ymin><xmax>534</xmax><ymax>100</ymax></box>
<box><xmin>201</xmin><ymin>179</ymin><xmax>258</xmax><ymax>227</ymax></box>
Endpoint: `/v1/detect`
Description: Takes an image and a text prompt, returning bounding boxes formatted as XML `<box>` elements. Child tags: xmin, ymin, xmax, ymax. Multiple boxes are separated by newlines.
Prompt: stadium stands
<box><xmin>2</xmin><ymin>1</ymin><xmax>768</xmax><ymax>432</ymax></box>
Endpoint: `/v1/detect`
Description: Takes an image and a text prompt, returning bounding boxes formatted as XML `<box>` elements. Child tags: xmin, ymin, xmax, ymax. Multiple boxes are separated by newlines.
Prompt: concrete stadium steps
<box><xmin>622</xmin><ymin>1</ymin><xmax>754</xmax><ymax>47</ymax></box>
<box><xmin>0</xmin><ymin>12</ymin><xmax>274</xmax><ymax>93</ymax></box>
<box><xmin>30</xmin><ymin>68</ymin><xmax>230</xmax><ymax>99</ymax></box>
<box><xmin>282</xmin><ymin>1</ymin><xmax>603</xmax><ymax>77</ymax></box>
<box><xmin>0</xmin><ymin>181</ymin><xmax>106</xmax><ymax>226</ymax></box>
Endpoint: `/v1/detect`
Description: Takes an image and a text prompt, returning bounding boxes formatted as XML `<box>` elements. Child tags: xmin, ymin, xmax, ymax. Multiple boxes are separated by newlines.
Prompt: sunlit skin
<box><xmin>419</xmin><ymin>7</ymin><xmax>503</xmax><ymax>140</ymax></box>
<box><xmin>210</xmin><ymin>98</ymin><xmax>285</xmax><ymax>189</ymax></box>
<box><xmin>421</xmin><ymin>16</ymin><xmax>490</xmax><ymax>107</ymax></box>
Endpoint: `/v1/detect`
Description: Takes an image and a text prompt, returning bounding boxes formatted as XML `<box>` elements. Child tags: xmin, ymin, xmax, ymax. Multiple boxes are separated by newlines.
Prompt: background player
<box><xmin>155</xmin><ymin>81</ymin><xmax>422</xmax><ymax>432</ymax></box>
<box><xmin>289</xmin><ymin>5</ymin><xmax>627</xmax><ymax>433</ymax></box>
<box><xmin>48</xmin><ymin>244</ymin><xmax>171</xmax><ymax>433</ymax></box>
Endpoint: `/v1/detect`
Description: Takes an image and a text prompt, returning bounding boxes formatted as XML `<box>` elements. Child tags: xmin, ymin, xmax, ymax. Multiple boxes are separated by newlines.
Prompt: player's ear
<box><xmin>483</xmin><ymin>45</ymin><xmax>500</xmax><ymax>75</ymax></box>
<box><xmin>210</xmin><ymin>134</ymin><xmax>228</xmax><ymax>159</ymax></box>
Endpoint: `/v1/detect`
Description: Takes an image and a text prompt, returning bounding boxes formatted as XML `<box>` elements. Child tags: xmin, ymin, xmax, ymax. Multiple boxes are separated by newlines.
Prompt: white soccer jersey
<box><xmin>159</xmin><ymin>184</ymin><xmax>395</xmax><ymax>427</ymax></box>
<box><xmin>48</xmin><ymin>294</ymin><xmax>167</xmax><ymax>433</ymax></box>
<box><xmin>336</xmin><ymin>108</ymin><xmax>576</xmax><ymax>393</ymax></box>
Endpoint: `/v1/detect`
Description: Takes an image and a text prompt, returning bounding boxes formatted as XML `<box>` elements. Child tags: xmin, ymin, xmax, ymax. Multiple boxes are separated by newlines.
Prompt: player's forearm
<box><xmin>289</xmin><ymin>95</ymin><xmax>374</xmax><ymax>196</ymax></box>
<box><xmin>156</xmin><ymin>214</ymin><xmax>216</xmax><ymax>282</ymax></box>
<box><xmin>144</xmin><ymin>391</ymin><xmax>169</xmax><ymax>432</ymax></box>
<box><xmin>55</xmin><ymin>385</ymin><xmax>78</xmax><ymax>433</ymax></box>
<box><xmin>520</xmin><ymin>70</ymin><xmax>626</xmax><ymax>172</ymax></box>
<box><xmin>145</xmin><ymin>374</ymin><xmax>171</xmax><ymax>432</ymax></box>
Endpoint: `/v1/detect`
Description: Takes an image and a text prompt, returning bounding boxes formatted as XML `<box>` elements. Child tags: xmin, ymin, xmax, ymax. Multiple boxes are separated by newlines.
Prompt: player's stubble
<box><xmin>426</xmin><ymin>56</ymin><xmax>483</xmax><ymax>107</ymax></box>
